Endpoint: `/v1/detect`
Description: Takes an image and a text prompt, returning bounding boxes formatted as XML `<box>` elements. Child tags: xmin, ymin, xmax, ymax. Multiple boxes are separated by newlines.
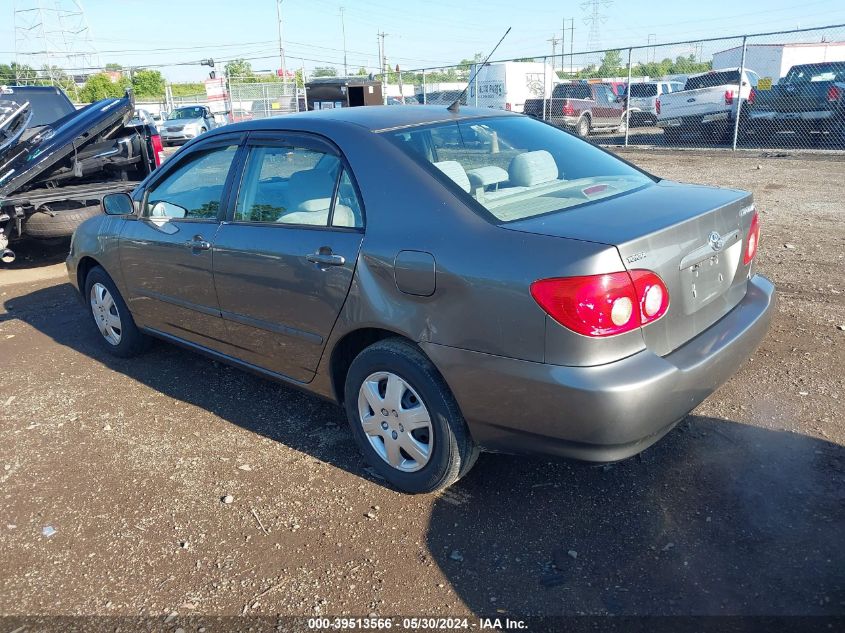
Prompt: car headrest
<box><xmin>433</xmin><ymin>160</ymin><xmax>471</xmax><ymax>193</ymax></box>
<box><xmin>508</xmin><ymin>150</ymin><xmax>559</xmax><ymax>187</ymax></box>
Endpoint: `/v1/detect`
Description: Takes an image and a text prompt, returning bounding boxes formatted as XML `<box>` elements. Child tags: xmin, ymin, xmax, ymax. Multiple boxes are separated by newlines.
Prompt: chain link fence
<box><xmin>388</xmin><ymin>23</ymin><xmax>845</xmax><ymax>153</ymax></box>
<box><xmin>226</xmin><ymin>79</ymin><xmax>300</xmax><ymax>121</ymax></box>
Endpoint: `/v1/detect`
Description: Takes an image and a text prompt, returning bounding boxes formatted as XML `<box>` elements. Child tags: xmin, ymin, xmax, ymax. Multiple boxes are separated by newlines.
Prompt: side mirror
<box><xmin>102</xmin><ymin>193</ymin><xmax>134</xmax><ymax>216</ymax></box>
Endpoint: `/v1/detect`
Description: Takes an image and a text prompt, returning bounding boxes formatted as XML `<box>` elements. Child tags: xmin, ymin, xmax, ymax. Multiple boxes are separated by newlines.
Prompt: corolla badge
<box><xmin>708</xmin><ymin>230</ymin><xmax>725</xmax><ymax>252</ymax></box>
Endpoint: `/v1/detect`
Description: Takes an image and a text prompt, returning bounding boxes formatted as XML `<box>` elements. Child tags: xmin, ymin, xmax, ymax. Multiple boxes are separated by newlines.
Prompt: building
<box><xmin>712</xmin><ymin>41</ymin><xmax>845</xmax><ymax>85</ymax></box>
<box><xmin>304</xmin><ymin>78</ymin><xmax>383</xmax><ymax>110</ymax></box>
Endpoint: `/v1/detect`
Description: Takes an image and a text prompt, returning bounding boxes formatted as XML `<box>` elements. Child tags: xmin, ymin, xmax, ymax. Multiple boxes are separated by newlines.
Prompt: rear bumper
<box><xmin>657</xmin><ymin>111</ymin><xmax>732</xmax><ymax>128</ymax></box>
<box><xmin>749</xmin><ymin>109</ymin><xmax>839</xmax><ymax>132</ymax></box>
<box><xmin>423</xmin><ymin>275</ymin><xmax>776</xmax><ymax>463</ymax></box>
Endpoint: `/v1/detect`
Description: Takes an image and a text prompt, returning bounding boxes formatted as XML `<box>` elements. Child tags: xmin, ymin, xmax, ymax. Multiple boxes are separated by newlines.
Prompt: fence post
<box><xmin>542</xmin><ymin>58</ymin><xmax>547</xmax><ymax>121</ymax></box>
<box><xmin>474</xmin><ymin>66</ymin><xmax>479</xmax><ymax>107</ymax></box>
<box><xmin>624</xmin><ymin>47</ymin><xmax>632</xmax><ymax>147</ymax></box>
<box><xmin>422</xmin><ymin>69</ymin><xmax>427</xmax><ymax>104</ymax></box>
<box><xmin>731</xmin><ymin>35</ymin><xmax>748</xmax><ymax>151</ymax></box>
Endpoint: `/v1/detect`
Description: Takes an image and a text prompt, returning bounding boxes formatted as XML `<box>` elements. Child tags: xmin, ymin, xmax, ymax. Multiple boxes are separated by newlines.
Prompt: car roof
<box><xmin>215</xmin><ymin>105</ymin><xmax>519</xmax><ymax>134</ymax></box>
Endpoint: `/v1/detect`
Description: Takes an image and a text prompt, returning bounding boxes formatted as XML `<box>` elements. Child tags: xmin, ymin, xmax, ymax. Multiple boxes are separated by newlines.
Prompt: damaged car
<box><xmin>0</xmin><ymin>86</ymin><xmax>163</xmax><ymax>263</ymax></box>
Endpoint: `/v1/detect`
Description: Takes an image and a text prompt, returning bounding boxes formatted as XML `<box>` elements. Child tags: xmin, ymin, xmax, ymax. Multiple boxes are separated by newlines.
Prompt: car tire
<box><xmin>23</xmin><ymin>202</ymin><xmax>101</xmax><ymax>239</ymax></box>
<box><xmin>575</xmin><ymin>116</ymin><xmax>590</xmax><ymax>138</ymax></box>
<box><xmin>343</xmin><ymin>338</ymin><xmax>479</xmax><ymax>493</ymax></box>
<box><xmin>84</xmin><ymin>266</ymin><xmax>150</xmax><ymax>358</ymax></box>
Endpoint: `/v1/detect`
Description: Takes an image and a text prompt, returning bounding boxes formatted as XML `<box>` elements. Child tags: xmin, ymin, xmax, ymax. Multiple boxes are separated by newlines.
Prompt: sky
<box><xmin>3</xmin><ymin>0</ymin><xmax>845</xmax><ymax>83</ymax></box>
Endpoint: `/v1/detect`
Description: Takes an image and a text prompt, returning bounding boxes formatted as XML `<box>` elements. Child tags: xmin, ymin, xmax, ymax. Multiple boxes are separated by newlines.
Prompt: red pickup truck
<box><xmin>523</xmin><ymin>82</ymin><xmax>627</xmax><ymax>137</ymax></box>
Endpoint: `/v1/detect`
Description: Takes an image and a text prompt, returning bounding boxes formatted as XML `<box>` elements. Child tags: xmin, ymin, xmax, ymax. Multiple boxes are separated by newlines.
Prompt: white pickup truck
<box><xmin>656</xmin><ymin>68</ymin><xmax>760</xmax><ymax>141</ymax></box>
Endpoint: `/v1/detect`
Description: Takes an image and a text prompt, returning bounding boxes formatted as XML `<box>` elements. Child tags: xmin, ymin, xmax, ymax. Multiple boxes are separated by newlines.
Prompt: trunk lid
<box><xmin>659</xmin><ymin>86</ymin><xmax>730</xmax><ymax>119</ymax></box>
<box><xmin>504</xmin><ymin>180</ymin><xmax>756</xmax><ymax>356</ymax></box>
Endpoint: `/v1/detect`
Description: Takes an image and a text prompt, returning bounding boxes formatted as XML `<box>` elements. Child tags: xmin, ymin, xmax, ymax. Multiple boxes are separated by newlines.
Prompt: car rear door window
<box><xmin>234</xmin><ymin>144</ymin><xmax>362</xmax><ymax>228</ymax></box>
<box><xmin>145</xmin><ymin>145</ymin><xmax>238</xmax><ymax>219</ymax></box>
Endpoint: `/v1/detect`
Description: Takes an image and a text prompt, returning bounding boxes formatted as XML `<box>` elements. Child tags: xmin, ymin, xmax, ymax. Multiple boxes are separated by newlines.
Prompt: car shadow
<box><xmin>5</xmin><ymin>283</ymin><xmax>845</xmax><ymax>618</ymax></box>
<box><xmin>426</xmin><ymin>417</ymin><xmax>845</xmax><ymax>617</ymax></box>
<box><xmin>1</xmin><ymin>282</ymin><xmax>367</xmax><ymax>480</ymax></box>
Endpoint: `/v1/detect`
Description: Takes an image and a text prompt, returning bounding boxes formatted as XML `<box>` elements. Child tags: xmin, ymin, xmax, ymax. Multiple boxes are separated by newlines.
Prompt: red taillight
<box><xmin>724</xmin><ymin>90</ymin><xmax>735</xmax><ymax>105</ymax></box>
<box><xmin>744</xmin><ymin>210</ymin><xmax>760</xmax><ymax>265</ymax></box>
<box><xmin>655</xmin><ymin>98</ymin><xmax>661</xmax><ymax>115</ymax></box>
<box><xmin>505</xmin><ymin>102</ymin><xmax>512</xmax><ymax>111</ymax></box>
<box><xmin>748</xmin><ymin>88</ymin><xmax>756</xmax><ymax>105</ymax></box>
<box><xmin>150</xmin><ymin>134</ymin><xmax>164</xmax><ymax>168</ymax></box>
<box><xmin>828</xmin><ymin>85</ymin><xmax>841</xmax><ymax>102</ymax></box>
<box><xmin>562</xmin><ymin>102</ymin><xmax>575</xmax><ymax>116</ymax></box>
<box><xmin>530</xmin><ymin>270</ymin><xmax>670</xmax><ymax>338</ymax></box>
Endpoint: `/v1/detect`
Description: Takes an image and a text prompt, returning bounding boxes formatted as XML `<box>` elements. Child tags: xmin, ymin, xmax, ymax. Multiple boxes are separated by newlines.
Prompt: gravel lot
<box><xmin>1</xmin><ymin>149</ymin><xmax>843</xmax><ymax>620</ymax></box>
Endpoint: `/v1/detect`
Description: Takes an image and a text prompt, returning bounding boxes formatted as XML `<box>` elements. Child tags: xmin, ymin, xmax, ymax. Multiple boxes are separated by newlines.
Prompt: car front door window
<box><xmin>146</xmin><ymin>145</ymin><xmax>238</xmax><ymax>220</ymax></box>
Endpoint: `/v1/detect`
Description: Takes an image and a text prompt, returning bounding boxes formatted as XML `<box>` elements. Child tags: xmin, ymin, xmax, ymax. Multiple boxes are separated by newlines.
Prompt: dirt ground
<box><xmin>0</xmin><ymin>150</ymin><xmax>843</xmax><ymax>622</ymax></box>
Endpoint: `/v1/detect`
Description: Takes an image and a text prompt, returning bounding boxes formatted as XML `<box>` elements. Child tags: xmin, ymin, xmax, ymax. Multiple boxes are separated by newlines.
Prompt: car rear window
<box><xmin>385</xmin><ymin>116</ymin><xmax>653</xmax><ymax>223</ymax></box>
<box><xmin>553</xmin><ymin>84</ymin><xmax>592</xmax><ymax>99</ymax></box>
<box><xmin>2</xmin><ymin>87</ymin><xmax>75</xmax><ymax>127</ymax></box>
<box><xmin>684</xmin><ymin>71</ymin><xmax>741</xmax><ymax>90</ymax></box>
<box><xmin>629</xmin><ymin>83</ymin><xmax>658</xmax><ymax>97</ymax></box>
<box><xmin>783</xmin><ymin>63</ymin><xmax>845</xmax><ymax>83</ymax></box>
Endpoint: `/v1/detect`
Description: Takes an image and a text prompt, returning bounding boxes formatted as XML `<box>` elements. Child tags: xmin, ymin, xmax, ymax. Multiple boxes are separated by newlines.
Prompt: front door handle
<box><xmin>185</xmin><ymin>235</ymin><xmax>211</xmax><ymax>251</ymax></box>
<box><xmin>306</xmin><ymin>251</ymin><xmax>345</xmax><ymax>267</ymax></box>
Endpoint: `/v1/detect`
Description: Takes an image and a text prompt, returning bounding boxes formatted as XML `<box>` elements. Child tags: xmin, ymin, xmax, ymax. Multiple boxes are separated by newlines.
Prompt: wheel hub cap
<box><xmin>90</xmin><ymin>283</ymin><xmax>122</xmax><ymax>346</ymax></box>
<box><xmin>357</xmin><ymin>371</ymin><xmax>433</xmax><ymax>473</ymax></box>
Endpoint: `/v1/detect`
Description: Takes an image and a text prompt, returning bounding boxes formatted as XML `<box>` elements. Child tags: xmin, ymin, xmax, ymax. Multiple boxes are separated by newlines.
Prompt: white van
<box><xmin>627</xmin><ymin>81</ymin><xmax>684</xmax><ymax>126</ymax></box>
<box><xmin>468</xmin><ymin>61</ymin><xmax>557</xmax><ymax>113</ymax></box>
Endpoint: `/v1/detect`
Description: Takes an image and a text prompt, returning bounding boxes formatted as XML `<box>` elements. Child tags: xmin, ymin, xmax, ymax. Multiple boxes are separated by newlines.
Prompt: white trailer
<box><xmin>712</xmin><ymin>41</ymin><xmax>845</xmax><ymax>86</ymax></box>
<box><xmin>468</xmin><ymin>61</ymin><xmax>557</xmax><ymax>113</ymax></box>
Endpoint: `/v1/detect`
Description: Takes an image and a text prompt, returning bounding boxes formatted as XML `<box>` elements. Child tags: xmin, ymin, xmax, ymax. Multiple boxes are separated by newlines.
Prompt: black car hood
<box><xmin>0</xmin><ymin>92</ymin><xmax>134</xmax><ymax>199</ymax></box>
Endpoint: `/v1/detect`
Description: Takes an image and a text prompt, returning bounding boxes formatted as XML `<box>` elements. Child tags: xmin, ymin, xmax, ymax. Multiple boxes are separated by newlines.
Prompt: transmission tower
<box><xmin>581</xmin><ymin>0</ymin><xmax>612</xmax><ymax>63</ymax></box>
<box><xmin>13</xmin><ymin>0</ymin><xmax>101</xmax><ymax>97</ymax></box>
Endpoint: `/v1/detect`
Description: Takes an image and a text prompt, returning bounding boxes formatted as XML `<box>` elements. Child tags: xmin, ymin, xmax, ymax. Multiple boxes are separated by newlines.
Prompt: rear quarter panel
<box><xmin>297</xmin><ymin>123</ymin><xmax>634</xmax><ymax>390</ymax></box>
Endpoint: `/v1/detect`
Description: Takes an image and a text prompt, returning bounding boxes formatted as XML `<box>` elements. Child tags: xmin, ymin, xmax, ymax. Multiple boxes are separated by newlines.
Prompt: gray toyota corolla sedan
<box><xmin>66</xmin><ymin>106</ymin><xmax>775</xmax><ymax>493</ymax></box>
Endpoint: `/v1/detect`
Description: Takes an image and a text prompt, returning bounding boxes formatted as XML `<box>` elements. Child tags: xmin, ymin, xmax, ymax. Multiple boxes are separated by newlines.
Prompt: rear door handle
<box><xmin>185</xmin><ymin>235</ymin><xmax>211</xmax><ymax>251</ymax></box>
<box><xmin>306</xmin><ymin>251</ymin><xmax>345</xmax><ymax>266</ymax></box>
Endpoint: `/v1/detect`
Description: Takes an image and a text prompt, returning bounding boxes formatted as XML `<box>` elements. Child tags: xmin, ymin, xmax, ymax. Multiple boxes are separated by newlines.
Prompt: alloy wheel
<box><xmin>90</xmin><ymin>282</ymin><xmax>122</xmax><ymax>346</ymax></box>
<box><xmin>357</xmin><ymin>371</ymin><xmax>433</xmax><ymax>473</ymax></box>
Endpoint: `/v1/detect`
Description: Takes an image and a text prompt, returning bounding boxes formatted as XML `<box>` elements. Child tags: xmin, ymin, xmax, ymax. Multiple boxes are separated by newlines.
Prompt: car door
<box><xmin>211</xmin><ymin>132</ymin><xmax>365</xmax><ymax>382</ymax></box>
<box><xmin>119</xmin><ymin>133</ymin><xmax>244</xmax><ymax>349</ymax></box>
<box><xmin>591</xmin><ymin>85</ymin><xmax>616</xmax><ymax>126</ymax></box>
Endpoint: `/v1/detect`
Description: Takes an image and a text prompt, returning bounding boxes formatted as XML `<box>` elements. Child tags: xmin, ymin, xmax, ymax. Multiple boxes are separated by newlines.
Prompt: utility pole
<box><xmin>569</xmin><ymin>18</ymin><xmax>575</xmax><ymax>75</ymax></box>
<box><xmin>377</xmin><ymin>31</ymin><xmax>388</xmax><ymax>104</ymax></box>
<box><xmin>547</xmin><ymin>34</ymin><xmax>561</xmax><ymax>74</ymax></box>
<box><xmin>340</xmin><ymin>7</ymin><xmax>348</xmax><ymax>77</ymax></box>
<box><xmin>275</xmin><ymin>0</ymin><xmax>287</xmax><ymax>79</ymax></box>
<box><xmin>561</xmin><ymin>19</ymin><xmax>565</xmax><ymax>77</ymax></box>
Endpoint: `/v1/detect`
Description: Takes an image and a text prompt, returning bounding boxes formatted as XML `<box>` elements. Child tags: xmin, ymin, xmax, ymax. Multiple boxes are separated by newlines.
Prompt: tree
<box><xmin>356</xmin><ymin>66</ymin><xmax>368</xmax><ymax>76</ymax></box>
<box><xmin>131</xmin><ymin>69</ymin><xmax>165</xmax><ymax>98</ymax></box>
<box><xmin>104</xmin><ymin>63</ymin><xmax>123</xmax><ymax>73</ymax></box>
<box><xmin>79</xmin><ymin>72</ymin><xmax>131</xmax><ymax>102</ymax></box>
<box><xmin>225</xmin><ymin>58</ymin><xmax>254</xmax><ymax>80</ymax></box>
<box><xmin>598</xmin><ymin>50</ymin><xmax>623</xmax><ymax>77</ymax></box>
<box><xmin>313</xmin><ymin>66</ymin><xmax>338</xmax><ymax>77</ymax></box>
<box><xmin>0</xmin><ymin>62</ymin><xmax>38</xmax><ymax>84</ymax></box>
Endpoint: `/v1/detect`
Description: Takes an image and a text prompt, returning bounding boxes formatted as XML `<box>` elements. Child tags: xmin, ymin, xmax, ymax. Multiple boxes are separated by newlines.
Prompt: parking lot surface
<box><xmin>1</xmin><ymin>150</ymin><xmax>843</xmax><ymax>618</ymax></box>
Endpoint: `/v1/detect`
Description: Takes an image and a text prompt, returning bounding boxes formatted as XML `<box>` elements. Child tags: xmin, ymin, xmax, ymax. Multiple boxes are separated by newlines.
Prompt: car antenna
<box><xmin>447</xmin><ymin>27</ymin><xmax>511</xmax><ymax>113</ymax></box>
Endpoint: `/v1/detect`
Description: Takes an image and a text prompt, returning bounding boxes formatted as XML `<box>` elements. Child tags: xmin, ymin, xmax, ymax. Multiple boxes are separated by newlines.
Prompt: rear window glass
<box><xmin>553</xmin><ymin>84</ymin><xmax>592</xmax><ymax>99</ymax></box>
<box><xmin>684</xmin><ymin>71</ymin><xmax>740</xmax><ymax>90</ymax></box>
<box><xmin>385</xmin><ymin>116</ymin><xmax>653</xmax><ymax>223</ymax></box>
<box><xmin>783</xmin><ymin>63</ymin><xmax>845</xmax><ymax>83</ymax></box>
<box><xmin>2</xmin><ymin>88</ymin><xmax>75</xmax><ymax>127</ymax></box>
<box><xmin>629</xmin><ymin>84</ymin><xmax>658</xmax><ymax>97</ymax></box>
